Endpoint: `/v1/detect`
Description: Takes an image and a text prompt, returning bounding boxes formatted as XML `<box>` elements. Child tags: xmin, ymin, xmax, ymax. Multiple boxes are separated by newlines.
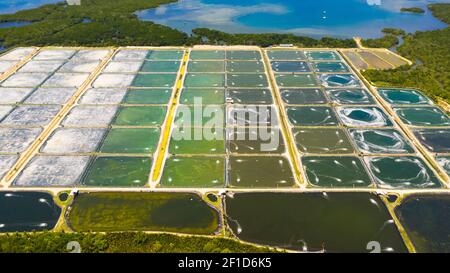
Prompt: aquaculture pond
<box><xmin>349</xmin><ymin>129</ymin><xmax>415</xmax><ymax>154</ymax></box>
<box><xmin>287</xmin><ymin>106</ymin><xmax>339</xmax><ymax>126</ymax></box>
<box><xmin>225</xmin><ymin>192</ymin><xmax>407</xmax><ymax>253</ymax></box>
<box><xmin>326</xmin><ymin>89</ymin><xmax>374</xmax><ymax>105</ymax></box>
<box><xmin>67</xmin><ymin>192</ymin><xmax>220</xmax><ymax>234</ymax></box>
<box><xmin>396</xmin><ymin>194</ymin><xmax>450</xmax><ymax>253</ymax></box>
<box><xmin>293</xmin><ymin>128</ymin><xmax>354</xmax><ymax>154</ymax></box>
<box><xmin>228</xmin><ymin>156</ymin><xmax>296</xmax><ymax>188</ymax></box>
<box><xmin>394</xmin><ymin>107</ymin><xmax>450</xmax><ymax>127</ymax></box>
<box><xmin>377</xmin><ymin>89</ymin><xmax>431</xmax><ymax>105</ymax></box>
<box><xmin>336</xmin><ymin>107</ymin><xmax>393</xmax><ymax>127</ymax></box>
<box><xmin>413</xmin><ymin>129</ymin><xmax>450</xmax><ymax>153</ymax></box>
<box><xmin>81</xmin><ymin>157</ymin><xmax>152</xmax><ymax>187</ymax></box>
<box><xmin>364</xmin><ymin>156</ymin><xmax>443</xmax><ymax>189</ymax></box>
<box><xmin>436</xmin><ymin>157</ymin><xmax>450</xmax><ymax>175</ymax></box>
<box><xmin>281</xmin><ymin>89</ymin><xmax>327</xmax><ymax>105</ymax></box>
<box><xmin>0</xmin><ymin>191</ymin><xmax>61</xmax><ymax>232</ymax></box>
<box><xmin>160</xmin><ymin>156</ymin><xmax>225</xmax><ymax>188</ymax></box>
<box><xmin>302</xmin><ymin>156</ymin><xmax>372</xmax><ymax>188</ymax></box>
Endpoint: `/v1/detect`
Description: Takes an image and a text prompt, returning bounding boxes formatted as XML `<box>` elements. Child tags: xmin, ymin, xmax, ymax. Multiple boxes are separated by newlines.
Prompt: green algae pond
<box><xmin>302</xmin><ymin>156</ymin><xmax>372</xmax><ymax>188</ymax></box>
<box><xmin>349</xmin><ymin>129</ymin><xmax>415</xmax><ymax>154</ymax></box>
<box><xmin>132</xmin><ymin>74</ymin><xmax>177</xmax><ymax>88</ymax></box>
<box><xmin>227</xmin><ymin>89</ymin><xmax>273</xmax><ymax>104</ymax></box>
<box><xmin>326</xmin><ymin>89</ymin><xmax>375</xmax><ymax>105</ymax></box>
<box><xmin>140</xmin><ymin>61</ymin><xmax>181</xmax><ymax>73</ymax></box>
<box><xmin>394</xmin><ymin>107</ymin><xmax>450</xmax><ymax>127</ymax></box>
<box><xmin>227</xmin><ymin>61</ymin><xmax>264</xmax><ymax>73</ymax></box>
<box><xmin>225</xmin><ymin>192</ymin><xmax>407</xmax><ymax>252</ymax></box>
<box><xmin>281</xmin><ymin>89</ymin><xmax>327</xmax><ymax>105</ymax></box>
<box><xmin>124</xmin><ymin>89</ymin><xmax>172</xmax><ymax>105</ymax></box>
<box><xmin>395</xmin><ymin>194</ymin><xmax>450</xmax><ymax>253</ymax></box>
<box><xmin>306</xmin><ymin>51</ymin><xmax>341</xmax><ymax>61</ymax></box>
<box><xmin>99</xmin><ymin>128</ymin><xmax>160</xmax><ymax>154</ymax></box>
<box><xmin>190</xmin><ymin>50</ymin><xmax>225</xmax><ymax>60</ymax></box>
<box><xmin>0</xmin><ymin>191</ymin><xmax>61</xmax><ymax>232</ymax></box>
<box><xmin>312</xmin><ymin>62</ymin><xmax>349</xmax><ymax>72</ymax></box>
<box><xmin>228</xmin><ymin>156</ymin><xmax>296</xmax><ymax>188</ymax></box>
<box><xmin>378</xmin><ymin>88</ymin><xmax>431</xmax><ymax>105</ymax></box>
<box><xmin>113</xmin><ymin>106</ymin><xmax>167</xmax><ymax>126</ymax></box>
<box><xmin>169</xmin><ymin>127</ymin><xmax>225</xmax><ymax>154</ymax></box>
<box><xmin>160</xmin><ymin>156</ymin><xmax>225</xmax><ymax>188</ymax></box>
<box><xmin>184</xmin><ymin>73</ymin><xmax>225</xmax><ymax>88</ymax></box>
<box><xmin>267</xmin><ymin>50</ymin><xmax>306</xmax><ymax>61</ymax></box>
<box><xmin>146</xmin><ymin>50</ymin><xmax>184</xmax><ymax>60</ymax></box>
<box><xmin>275</xmin><ymin>74</ymin><xmax>318</xmax><ymax>87</ymax></box>
<box><xmin>82</xmin><ymin>156</ymin><xmax>152</xmax><ymax>187</ymax></box>
<box><xmin>180</xmin><ymin>88</ymin><xmax>225</xmax><ymax>104</ymax></box>
<box><xmin>67</xmin><ymin>192</ymin><xmax>220</xmax><ymax>234</ymax></box>
<box><xmin>293</xmin><ymin>128</ymin><xmax>354</xmax><ymax>154</ymax></box>
<box><xmin>287</xmin><ymin>106</ymin><xmax>339</xmax><ymax>126</ymax></box>
<box><xmin>188</xmin><ymin>61</ymin><xmax>225</xmax><ymax>73</ymax></box>
<box><xmin>364</xmin><ymin>156</ymin><xmax>443</xmax><ymax>189</ymax></box>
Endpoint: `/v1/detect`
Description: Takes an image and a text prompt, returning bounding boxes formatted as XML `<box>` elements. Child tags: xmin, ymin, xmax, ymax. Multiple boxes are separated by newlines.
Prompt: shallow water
<box><xmin>0</xmin><ymin>0</ymin><xmax>60</xmax><ymax>14</ymax></box>
<box><xmin>137</xmin><ymin>0</ymin><xmax>449</xmax><ymax>38</ymax></box>
<box><xmin>302</xmin><ymin>156</ymin><xmax>372</xmax><ymax>187</ymax></box>
<box><xmin>413</xmin><ymin>129</ymin><xmax>450</xmax><ymax>153</ymax></box>
<box><xmin>160</xmin><ymin>156</ymin><xmax>225</xmax><ymax>187</ymax></box>
<box><xmin>287</xmin><ymin>106</ymin><xmax>339</xmax><ymax>126</ymax></box>
<box><xmin>395</xmin><ymin>107</ymin><xmax>450</xmax><ymax>127</ymax></box>
<box><xmin>337</xmin><ymin>106</ymin><xmax>393</xmax><ymax>127</ymax></box>
<box><xmin>0</xmin><ymin>191</ymin><xmax>61</xmax><ymax>232</ymax></box>
<box><xmin>293</xmin><ymin>128</ymin><xmax>354</xmax><ymax>154</ymax></box>
<box><xmin>349</xmin><ymin>128</ymin><xmax>415</xmax><ymax>154</ymax></box>
<box><xmin>228</xmin><ymin>156</ymin><xmax>295</xmax><ymax>188</ymax></box>
<box><xmin>396</xmin><ymin>194</ymin><xmax>450</xmax><ymax>253</ymax></box>
<box><xmin>436</xmin><ymin>156</ymin><xmax>450</xmax><ymax>175</ymax></box>
<box><xmin>225</xmin><ymin>192</ymin><xmax>407</xmax><ymax>252</ymax></box>
<box><xmin>67</xmin><ymin>192</ymin><xmax>220</xmax><ymax>234</ymax></box>
<box><xmin>365</xmin><ymin>156</ymin><xmax>443</xmax><ymax>189</ymax></box>
<box><xmin>327</xmin><ymin>88</ymin><xmax>375</xmax><ymax>105</ymax></box>
<box><xmin>281</xmin><ymin>89</ymin><xmax>328</xmax><ymax>105</ymax></box>
<box><xmin>82</xmin><ymin>157</ymin><xmax>152</xmax><ymax>187</ymax></box>
<box><xmin>378</xmin><ymin>88</ymin><xmax>431</xmax><ymax>105</ymax></box>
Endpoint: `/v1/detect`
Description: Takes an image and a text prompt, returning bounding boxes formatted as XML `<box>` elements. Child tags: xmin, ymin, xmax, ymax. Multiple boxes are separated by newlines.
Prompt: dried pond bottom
<box><xmin>225</xmin><ymin>192</ymin><xmax>407</xmax><ymax>253</ymax></box>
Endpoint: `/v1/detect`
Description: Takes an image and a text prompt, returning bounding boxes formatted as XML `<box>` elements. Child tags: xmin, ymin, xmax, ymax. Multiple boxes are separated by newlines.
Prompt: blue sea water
<box><xmin>137</xmin><ymin>0</ymin><xmax>450</xmax><ymax>38</ymax></box>
<box><xmin>0</xmin><ymin>21</ymin><xmax>31</xmax><ymax>28</ymax></box>
<box><xmin>0</xmin><ymin>0</ymin><xmax>61</xmax><ymax>14</ymax></box>
<box><xmin>0</xmin><ymin>0</ymin><xmax>448</xmax><ymax>38</ymax></box>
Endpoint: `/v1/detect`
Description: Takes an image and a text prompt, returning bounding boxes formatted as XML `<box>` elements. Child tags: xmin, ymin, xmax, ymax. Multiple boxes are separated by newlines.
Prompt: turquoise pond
<box><xmin>136</xmin><ymin>0</ymin><xmax>449</xmax><ymax>38</ymax></box>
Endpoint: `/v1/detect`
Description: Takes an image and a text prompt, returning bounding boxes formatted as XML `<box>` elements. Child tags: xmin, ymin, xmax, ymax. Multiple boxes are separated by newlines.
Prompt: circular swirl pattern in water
<box><xmin>349</xmin><ymin>129</ymin><xmax>414</xmax><ymax>154</ymax></box>
<box><xmin>336</xmin><ymin>107</ymin><xmax>392</xmax><ymax>127</ymax></box>
<box><xmin>365</xmin><ymin>156</ymin><xmax>442</xmax><ymax>189</ymax></box>
<box><xmin>318</xmin><ymin>74</ymin><xmax>360</xmax><ymax>88</ymax></box>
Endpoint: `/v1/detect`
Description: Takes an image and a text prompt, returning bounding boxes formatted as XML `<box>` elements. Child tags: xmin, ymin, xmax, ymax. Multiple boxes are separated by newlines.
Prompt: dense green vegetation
<box><xmin>0</xmin><ymin>231</ymin><xmax>278</xmax><ymax>253</ymax></box>
<box><xmin>362</xmin><ymin>34</ymin><xmax>399</xmax><ymax>48</ymax></box>
<box><xmin>363</xmin><ymin>4</ymin><xmax>450</xmax><ymax>102</ymax></box>
<box><xmin>0</xmin><ymin>0</ymin><xmax>190</xmax><ymax>47</ymax></box>
<box><xmin>191</xmin><ymin>28</ymin><xmax>356</xmax><ymax>48</ymax></box>
<box><xmin>0</xmin><ymin>0</ymin><xmax>355</xmax><ymax>48</ymax></box>
<box><xmin>382</xmin><ymin>28</ymin><xmax>406</xmax><ymax>36</ymax></box>
<box><xmin>400</xmin><ymin>7</ymin><xmax>426</xmax><ymax>14</ymax></box>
